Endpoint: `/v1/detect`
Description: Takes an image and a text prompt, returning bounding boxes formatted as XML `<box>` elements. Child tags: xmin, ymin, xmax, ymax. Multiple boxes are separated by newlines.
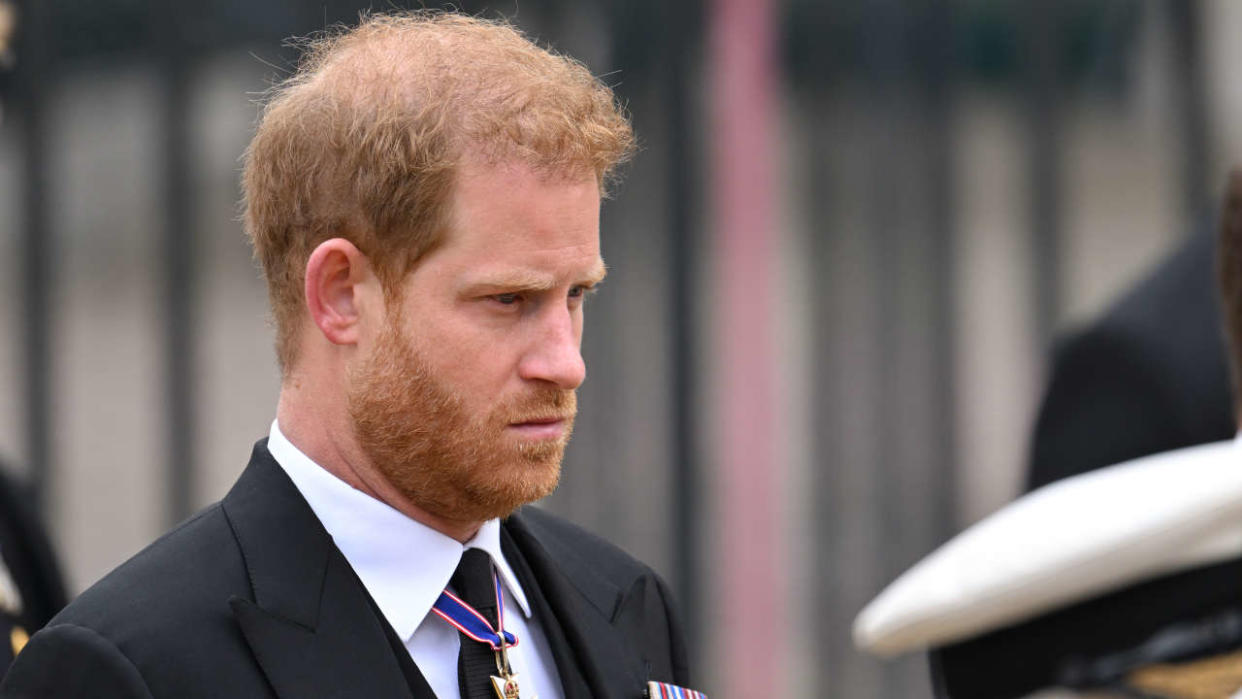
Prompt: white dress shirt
<box><xmin>268</xmin><ymin>421</ymin><xmax>564</xmax><ymax>699</ymax></box>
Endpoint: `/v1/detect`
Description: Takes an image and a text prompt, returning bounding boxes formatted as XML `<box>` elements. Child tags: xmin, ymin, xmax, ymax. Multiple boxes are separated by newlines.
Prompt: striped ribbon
<box><xmin>431</xmin><ymin>572</ymin><xmax>518</xmax><ymax>651</ymax></box>
<box><xmin>647</xmin><ymin>680</ymin><xmax>708</xmax><ymax>699</ymax></box>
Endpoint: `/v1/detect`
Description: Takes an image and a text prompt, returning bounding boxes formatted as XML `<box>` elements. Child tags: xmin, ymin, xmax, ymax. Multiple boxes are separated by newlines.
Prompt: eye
<box><xmin>569</xmin><ymin>284</ymin><xmax>597</xmax><ymax>300</ymax></box>
<box><xmin>493</xmin><ymin>292</ymin><xmax>521</xmax><ymax>305</ymax></box>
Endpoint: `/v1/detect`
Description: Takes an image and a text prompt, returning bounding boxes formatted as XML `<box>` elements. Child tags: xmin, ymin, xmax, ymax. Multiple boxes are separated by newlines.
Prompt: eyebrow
<box><xmin>461</xmin><ymin>260</ymin><xmax>608</xmax><ymax>294</ymax></box>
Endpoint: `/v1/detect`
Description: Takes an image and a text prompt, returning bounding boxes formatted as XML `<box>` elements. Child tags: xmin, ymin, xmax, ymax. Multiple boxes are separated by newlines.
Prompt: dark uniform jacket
<box><xmin>1026</xmin><ymin>228</ymin><xmax>1234</xmax><ymax>491</ymax></box>
<box><xmin>0</xmin><ymin>466</ymin><xmax>65</xmax><ymax>674</ymax></box>
<box><xmin>0</xmin><ymin>441</ymin><xmax>690</xmax><ymax>698</ymax></box>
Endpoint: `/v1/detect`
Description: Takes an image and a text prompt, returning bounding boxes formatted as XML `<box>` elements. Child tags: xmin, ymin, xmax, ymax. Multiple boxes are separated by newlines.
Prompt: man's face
<box><xmin>348</xmin><ymin>158</ymin><xmax>604</xmax><ymax>523</ymax></box>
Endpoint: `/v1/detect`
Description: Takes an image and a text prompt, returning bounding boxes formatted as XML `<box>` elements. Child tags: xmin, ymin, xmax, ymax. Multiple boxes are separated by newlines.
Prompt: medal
<box><xmin>489</xmin><ymin>625</ymin><xmax>527</xmax><ymax>699</ymax></box>
<box><xmin>491</xmin><ymin>675</ymin><xmax>522</xmax><ymax>699</ymax></box>
<box><xmin>489</xmin><ymin>635</ymin><xmax>522</xmax><ymax>698</ymax></box>
<box><xmin>432</xmin><ymin>570</ymin><xmax>536</xmax><ymax>699</ymax></box>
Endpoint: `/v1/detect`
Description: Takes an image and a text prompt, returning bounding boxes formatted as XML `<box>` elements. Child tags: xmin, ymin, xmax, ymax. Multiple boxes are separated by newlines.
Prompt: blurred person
<box><xmin>0</xmin><ymin>466</ymin><xmax>66</xmax><ymax>674</ymax></box>
<box><xmin>0</xmin><ymin>1</ymin><xmax>12</xmax><ymax>66</ymax></box>
<box><xmin>0</xmin><ymin>0</ymin><xmax>70</xmax><ymax>677</ymax></box>
<box><xmin>854</xmin><ymin>170</ymin><xmax>1242</xmax><ymax>698</ymax></box>
<box><xmin>0</xmin><ymin>0</ymin><xmax>13</xmax><ymax>124</ymax></box>
<box><xmin>1026</xmin><ymin>226</ymin><xmax>1233</xmax><ymax>491</ymax></box>
<box><xmin>0</xmin><ymin>12</ymin><xmax>701</xmax><ymax>699</ymax></box>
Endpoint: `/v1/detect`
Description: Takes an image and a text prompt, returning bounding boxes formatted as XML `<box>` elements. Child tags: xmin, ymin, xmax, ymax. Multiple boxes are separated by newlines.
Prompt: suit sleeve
<box><xmin>0</xmin><ymin>624</ymin><xmax>154</xmax><ymax>699</ymax></box>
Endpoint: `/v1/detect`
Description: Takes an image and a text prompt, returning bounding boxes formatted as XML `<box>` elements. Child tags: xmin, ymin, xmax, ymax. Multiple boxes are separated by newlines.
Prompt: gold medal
<box><xmin>489</xmin><ymin>630</ymin><xmax>535</xmax><ymax>699</ymax></box>
<box><xmin>490</xmin><ymin>673</ymin><xmax>522</xmax><ymax>699</ymax></box>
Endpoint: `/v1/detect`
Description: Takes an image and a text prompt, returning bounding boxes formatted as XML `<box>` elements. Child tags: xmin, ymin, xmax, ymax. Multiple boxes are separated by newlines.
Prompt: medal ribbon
<box><xmin>432</xmin><ymin>571</ymin><xmax>519</xmax><ymax>651</ymax></box>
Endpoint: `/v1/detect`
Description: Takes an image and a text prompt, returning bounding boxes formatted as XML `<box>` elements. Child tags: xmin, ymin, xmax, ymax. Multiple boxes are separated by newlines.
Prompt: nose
<box><xmin>518</xmin><ymin>307</ymin><xmax>586</xmax><ymax>390</ymax></box>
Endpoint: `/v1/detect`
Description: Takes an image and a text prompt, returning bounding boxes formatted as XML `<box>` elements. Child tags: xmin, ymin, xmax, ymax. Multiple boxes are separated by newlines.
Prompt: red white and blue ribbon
<box><xmin>431</xmin><ymin>571</ymin><xmax>518</xmax><ymax>650</ymax></box>
<box><xmin>646</xmin><ymin>681</ymin><xmax>708</xmax><ymax>699</ymax></box>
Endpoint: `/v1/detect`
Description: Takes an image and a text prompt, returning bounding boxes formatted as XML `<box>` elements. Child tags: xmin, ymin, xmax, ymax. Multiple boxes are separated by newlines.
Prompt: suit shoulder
<box><xmin>1088</xmin><ymin>229</ymin><xmax>1221</xmax><ymax>364</ymax></box>
<box><xmin>50</xmin><ymin>503</ymin><xmax>248</xmax><ymax>638</ymax></box>
<box><xmin>1</xmin><ymin>622</ymin><xmax>154</xmax><ymax>698</ymax></box>
<box><xmin>510</xmin><ymin>506</ymin><xmax>656</xmax><ymax>585</ymax></box>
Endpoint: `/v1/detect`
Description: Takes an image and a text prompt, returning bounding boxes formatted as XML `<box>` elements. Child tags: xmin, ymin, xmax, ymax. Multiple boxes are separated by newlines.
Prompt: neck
<box><xmin>275</xmin><ymin>386</ymin><xmax>484</xmax><ymax>543</ymax></box>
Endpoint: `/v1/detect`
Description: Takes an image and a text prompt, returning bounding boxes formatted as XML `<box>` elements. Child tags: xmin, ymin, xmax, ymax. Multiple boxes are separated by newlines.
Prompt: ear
<box><xmin>304</xmin><ymin>238</ymin><xmax>373</xmax><ymax>346</ymax></box>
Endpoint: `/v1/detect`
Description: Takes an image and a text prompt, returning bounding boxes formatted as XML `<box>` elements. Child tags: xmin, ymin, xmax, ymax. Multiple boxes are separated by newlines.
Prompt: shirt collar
<box><xmin>267</xmin><ymin>420</ymin><xmax>532</xmax><ymax>642</ymax></box>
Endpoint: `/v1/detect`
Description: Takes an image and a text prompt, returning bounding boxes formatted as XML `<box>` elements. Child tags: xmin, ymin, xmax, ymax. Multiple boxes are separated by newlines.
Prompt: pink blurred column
<box><xmin>709</xmin><ymin>0</ymin><xmax>785</xmax><ymax>695</ymax></box>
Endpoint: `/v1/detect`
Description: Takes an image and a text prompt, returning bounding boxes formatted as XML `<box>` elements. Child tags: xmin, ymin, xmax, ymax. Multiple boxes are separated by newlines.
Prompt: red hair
<box><xmin>242</xmin><ymin>11</ymin><xmax>634</xmax><ymax>371</ymax></box>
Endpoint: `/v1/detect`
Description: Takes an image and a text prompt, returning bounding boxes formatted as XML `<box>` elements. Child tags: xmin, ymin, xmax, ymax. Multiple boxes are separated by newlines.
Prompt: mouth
<box><xmin>507</xmin><ymin>417</ymin><xmax>569</xmax><ymax>440</ymax></box>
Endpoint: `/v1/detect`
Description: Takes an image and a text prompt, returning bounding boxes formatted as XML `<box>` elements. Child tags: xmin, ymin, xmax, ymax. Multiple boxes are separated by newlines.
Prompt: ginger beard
<box><xmin>347</xmin><ymin>316</ymin><xmax>576</xmax><ymax>523</ymax></box>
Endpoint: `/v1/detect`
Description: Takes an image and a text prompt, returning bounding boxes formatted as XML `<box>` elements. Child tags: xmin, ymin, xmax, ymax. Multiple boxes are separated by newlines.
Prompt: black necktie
<box><xmin>452</xmin><ymin>548</ymin><xmax>500</xmax><ymax>699</ymax></box>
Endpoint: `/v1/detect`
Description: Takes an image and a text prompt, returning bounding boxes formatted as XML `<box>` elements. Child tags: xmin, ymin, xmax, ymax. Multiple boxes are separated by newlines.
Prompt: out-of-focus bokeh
<box><xmin>0</xmin><ymin>0</ymin><xmax>1233</xmax><ymax>696</ymax></box>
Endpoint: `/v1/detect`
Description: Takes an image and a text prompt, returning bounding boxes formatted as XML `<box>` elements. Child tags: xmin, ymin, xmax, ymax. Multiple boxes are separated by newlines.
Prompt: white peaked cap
<box><xmin>853</xmin><ymin>438</ymin><xmax>1242</xmax><ymax>656</ymax></box>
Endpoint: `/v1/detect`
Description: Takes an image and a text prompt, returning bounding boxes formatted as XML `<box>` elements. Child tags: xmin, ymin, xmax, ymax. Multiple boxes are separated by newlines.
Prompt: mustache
<box><xmin>498</xmin><ymin>389</ymin><xmax>577</xmax><ymax>423</ymax></box>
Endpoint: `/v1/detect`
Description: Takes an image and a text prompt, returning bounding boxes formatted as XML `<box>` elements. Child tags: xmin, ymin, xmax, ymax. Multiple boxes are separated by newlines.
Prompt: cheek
<box><xmin>403</xmin><ymin>301</ymin><xmax>529</xmax><ymax>399</ymax></box>
<box><xmin>418</xmin><ymin>333</ymin><xmax>518</xmax><ymax>400</ymax></box>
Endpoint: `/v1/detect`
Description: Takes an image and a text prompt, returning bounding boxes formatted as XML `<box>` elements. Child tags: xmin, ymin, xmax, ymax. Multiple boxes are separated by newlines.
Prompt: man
<box><xmin>1026</xmin><ymin>226</ymin><xmax>1233</xmax><ymax>492</ymax></box>
<box><xmin>853</xmin><ymin>170</ymin><xmax>1242</xmax><ymax>698</ymax></box>
<box><xmin>0</xmin><ymin>465</ymin><xmax>65</xmax><ymax>676</ymax></box>
<box><xmin>0</xmin><ymin>12</ymin><xmax>696</xmax><ymax>699</ymax></box>
<box><xmin>0</xmin><ymin>0</ymin><xmax>70</xmax><ymax>676</ymax></box>
<box><xmin>0</xmin><ymin>0</ymin><xmax>13</xmax><ymax>123</ymax></box>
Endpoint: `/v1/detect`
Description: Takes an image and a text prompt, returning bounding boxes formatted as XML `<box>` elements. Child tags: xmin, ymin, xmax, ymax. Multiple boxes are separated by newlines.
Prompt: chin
<box><xmin>460</xmin><ymin>456</ymin><xmax>563</xmax><ymax>521</ymax></box>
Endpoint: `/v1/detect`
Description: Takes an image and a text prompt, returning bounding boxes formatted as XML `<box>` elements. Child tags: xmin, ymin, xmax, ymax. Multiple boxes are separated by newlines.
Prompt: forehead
<box><xmin>437</xmin><ymin>158</ymin><xmax>603</xmax><ymax>266</ymax></box>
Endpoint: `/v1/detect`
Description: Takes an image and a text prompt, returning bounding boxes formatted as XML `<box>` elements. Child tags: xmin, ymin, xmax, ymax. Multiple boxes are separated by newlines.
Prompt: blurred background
<box><xmin>0</xmin><ymin>0</ymin><xmax>1235</xmax><ymax>696</ymax></box>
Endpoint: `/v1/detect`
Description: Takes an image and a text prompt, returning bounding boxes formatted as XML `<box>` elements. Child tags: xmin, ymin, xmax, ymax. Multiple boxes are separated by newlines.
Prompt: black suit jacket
<box><xmin>1026</xmin><ymin>228</ymin><xmax>1234</xmax><ymax>491</ymax></box>
<box><xmin>0</xmin><ymin>441</ymin><xmax>690</xmax><ymax>698</ymax></box>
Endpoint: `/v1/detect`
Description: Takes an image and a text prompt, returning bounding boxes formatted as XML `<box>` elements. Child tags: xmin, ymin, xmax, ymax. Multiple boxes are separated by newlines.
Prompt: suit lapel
<box><xmin>501</xmin><ymin>526</ymin><xmax>591</xmax><ymax>699</ymax></box>
<box><xmin>222</xmin><ymin>442</ymin><xmax>434</xmax><ymax>699</ymax></box>
<box><xmin>504</xmin><ymin>511</ymin><xmax>649</xmax><ymax>699</ymax></box>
